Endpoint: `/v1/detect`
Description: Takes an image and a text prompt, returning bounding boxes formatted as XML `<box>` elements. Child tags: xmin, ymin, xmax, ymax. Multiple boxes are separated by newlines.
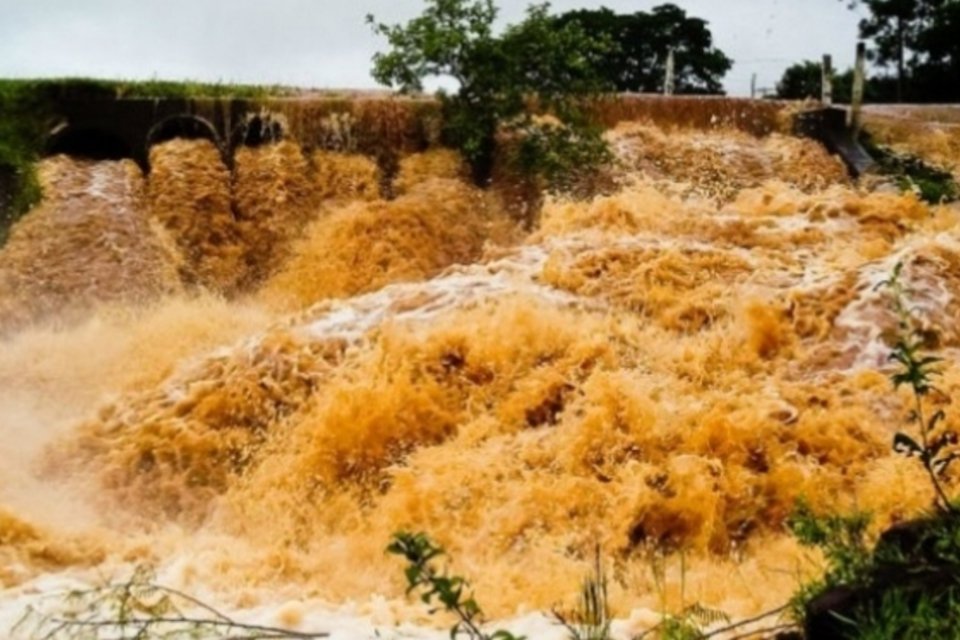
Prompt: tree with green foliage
<box><xmin>776</xmin><ymin>61</ymin><xmax>832</xmax><ymax>101</ymax></box>
<box><xmin>776</xmin><ymin>60</ymin><xmax>854</xmax><ymax>103</ymax></box>
<box><xmin>842</xmin><ymin>0</ymin><xmax>960</xmax><ymax>102</ymax></box>
<box><xmin>912</xmin><ymin>0</ymin><xmax>960</xmax><ymax>101</ymax></box>
<box><xmin>854</xmin><ymin>0</ymin><xmax>938</xmax><ymax>101</ymax></box>
<box><xmin>368</xmin><ymin>0</ymin><xmax>613</xmax><ymax>187</ymax></box>
<box><xmin>775</xmin><ymin>59</ymin><xmax>908</xmax><ymax>104</ymax></box>
<box><xmin>554</xmin><ymin>4</ymin><xmax>732</xmax><ymax>94</ymax></box>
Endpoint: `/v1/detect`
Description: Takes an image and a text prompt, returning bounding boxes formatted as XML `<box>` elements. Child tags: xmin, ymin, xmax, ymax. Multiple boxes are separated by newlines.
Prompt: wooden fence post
<box><xmin>822</xmin><ymin>54</ymin><xmax>833</xmax><ymax>105</ymax></box>
<box><xmin>850</xmin><ymin>42</ymin><xmax>866</xmax><ymax>130</ymax></box>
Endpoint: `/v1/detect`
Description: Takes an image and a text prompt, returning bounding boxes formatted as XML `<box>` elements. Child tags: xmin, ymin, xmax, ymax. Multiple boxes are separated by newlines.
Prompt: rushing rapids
<box><xmin>1</xmin><ymin>116</ymin><xmax>960</xmax><ymax>638</ymax></box>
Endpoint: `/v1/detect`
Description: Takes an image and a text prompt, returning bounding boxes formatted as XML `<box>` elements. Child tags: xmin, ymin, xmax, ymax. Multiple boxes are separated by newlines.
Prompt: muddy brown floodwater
<box><xmin>1</xmin><ymin>119</ymin><xmax>959</xmax><ymax>638</ymax></box>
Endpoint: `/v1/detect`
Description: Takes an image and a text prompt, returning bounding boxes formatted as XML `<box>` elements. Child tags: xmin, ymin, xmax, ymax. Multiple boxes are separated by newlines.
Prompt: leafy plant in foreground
<box><xmin>387</xmin><ymin>531</ymin><xmax>524</xmax><ymax>640</ymax></box>
<box><xmin>878</xmin><ymin>261</ymin><xmax>958</xmax><ymax>514</ymax></box>
<box><xmin>785</xmin><ymin>262</ymin><xmax>960</xmax><ymax>637</ymax></box>
<box><xmin>388</xmin><ymin>532</ymin><xmax>796</xmax><ymax>640</ymax></box>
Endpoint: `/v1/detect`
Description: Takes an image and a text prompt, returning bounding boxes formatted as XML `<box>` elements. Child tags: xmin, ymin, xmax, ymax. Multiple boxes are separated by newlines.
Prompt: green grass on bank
<box><xmin>0</xmin><ymin>77</ymin><xmax>294</xmax><ymax>101</ymax></box>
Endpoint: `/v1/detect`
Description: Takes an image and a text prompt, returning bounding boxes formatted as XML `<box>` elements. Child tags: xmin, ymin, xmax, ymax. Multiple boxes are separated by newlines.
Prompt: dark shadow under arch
<box><xmin>231</xmin><ymin>113</ymin><xmax>285</xmax><ymax>150</ymax></box>
<box><xmin>45</xmin><ymin>126</ymin><xmax>135</xmax><ymax>163</ymax></box>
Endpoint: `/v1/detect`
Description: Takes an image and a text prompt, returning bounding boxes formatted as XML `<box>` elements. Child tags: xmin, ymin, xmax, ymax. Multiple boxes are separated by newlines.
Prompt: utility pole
<box><xmin>850</xmin><ymin>42</ymin><xmax>866</xmax><ymax>131</ymax></box>
<box><xmin>822</xmin><ymin>54</ymin><xmax>833</xmax><ymax>106</ymax></box>
<box><xmin>664</xmin><ymin>48</ymin><xmax>675</xmax><ymax>96</ymax></box>
<box><xmin>751</xmin><ymin>73</ymin><xmax>757</xmax><ymax>99</ymax></box>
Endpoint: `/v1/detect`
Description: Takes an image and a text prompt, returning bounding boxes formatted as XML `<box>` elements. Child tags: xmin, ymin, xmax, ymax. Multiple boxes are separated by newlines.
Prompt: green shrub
<box><xmin>0</xmin><ymin>81</ymin><xmax>51</xmax><ymax>243</ymax></box>
<box><xmin>787</xmin><ymin>499</ymin><xmax>873</xmax><ymax>617</ymax></box>
<box><xmin>860</xmin><ymin>133</ymin><xmax>960</xmax><ymax>205</ymax></box>
<box><xmin>508</xmin><ymin>118</ymin><xmax>612</xmax><ymax>194</ymax></box>
<box><xmin>368</xmin><ymin>0</ymin><xmax>614</xmax><ymax>188</ymax></box>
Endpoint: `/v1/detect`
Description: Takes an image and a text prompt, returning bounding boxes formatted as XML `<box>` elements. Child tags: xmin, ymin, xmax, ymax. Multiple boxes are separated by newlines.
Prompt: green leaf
<box><xmin>461</xmin><ymin>597</ymin><xmax>481</xmax><ymax>617</ymax></box>
<box><xmin>893</xmin><ymin>433</ymin><xmax>924</xmax><ymax>458</ymax></box>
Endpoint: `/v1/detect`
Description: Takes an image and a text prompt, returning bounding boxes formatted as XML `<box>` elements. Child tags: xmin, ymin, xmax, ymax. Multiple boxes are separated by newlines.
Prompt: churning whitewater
<box><xmin>2</xmin><ymin>114</ymin><xmax>960</xmax><ymax>638</ymax></box>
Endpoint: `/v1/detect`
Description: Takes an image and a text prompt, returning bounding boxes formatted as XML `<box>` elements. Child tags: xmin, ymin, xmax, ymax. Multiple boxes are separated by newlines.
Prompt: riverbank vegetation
<box><xmin>0</xmin><ymin>82</ymin><xmax>49</xmax><ymax>242</ymax></box>
<box><xmin>368</xmin><ymin>0</ymin><xmax>615</xmax><ymax>189</ymax></box>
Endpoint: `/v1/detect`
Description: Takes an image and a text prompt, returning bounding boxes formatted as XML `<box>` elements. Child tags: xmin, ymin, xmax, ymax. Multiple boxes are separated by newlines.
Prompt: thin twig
<box><xmin>149</xmin><ymin>584</ymin><xmax>235</xmax><ymax>623</ymax></box>
<box><xmin>634</xmin><ymin>604</ymin><xmax>791</xmax><ymax>640</ymax></box>
<box><xmin>45</xmin><ymin>616</ymin><xmax>328</xmax><ymax>638</ymax></box>
<box><xmin>725</xmin><ymin>622</ymin><xmax>799</xmax><ymax>640</ymax></box>
<box><xmin>700</xmin><ymin>605</ymin><xmax>790</xmax><ymax>638</ymax></box>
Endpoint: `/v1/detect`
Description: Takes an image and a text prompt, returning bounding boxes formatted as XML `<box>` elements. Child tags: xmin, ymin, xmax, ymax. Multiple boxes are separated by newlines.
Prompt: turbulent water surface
<box><xmin>1</xmin><ymin>118</ymin><xmax>960</xmax><ymax>638</ymax></box>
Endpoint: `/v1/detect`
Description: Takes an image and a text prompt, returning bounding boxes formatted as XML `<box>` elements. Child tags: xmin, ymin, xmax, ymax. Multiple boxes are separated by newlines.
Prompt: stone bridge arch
<box><xmin>144</xmin><ymin>115</ymin><xmax>229</xmax><ymax>169</ymax></box>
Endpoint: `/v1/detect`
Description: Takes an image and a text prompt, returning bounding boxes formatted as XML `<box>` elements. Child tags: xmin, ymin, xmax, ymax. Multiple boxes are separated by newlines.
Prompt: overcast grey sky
<box><xmin>0</xmin><ymin>0</ymin><xmax>866</xmax><ymax>96</ymax></box>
